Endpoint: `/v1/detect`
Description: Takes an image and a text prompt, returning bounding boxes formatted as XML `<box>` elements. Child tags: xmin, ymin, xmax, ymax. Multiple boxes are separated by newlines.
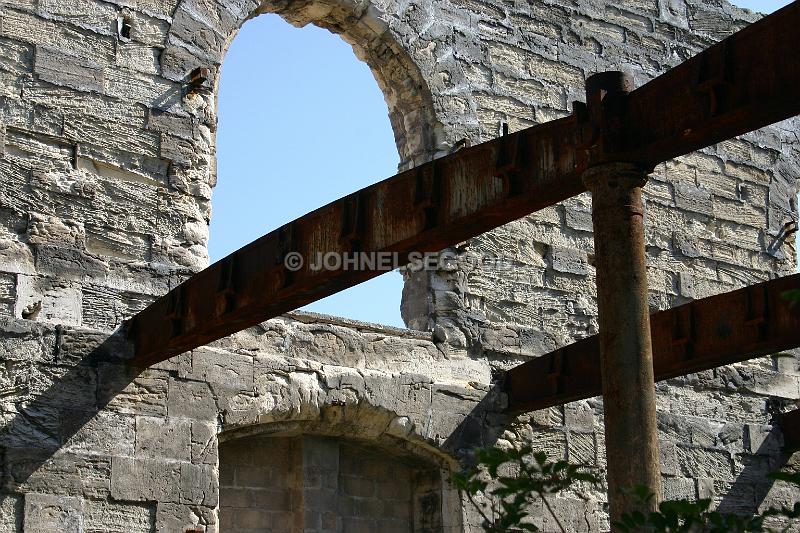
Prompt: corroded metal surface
<box><xmin>505</xmin><ymin>273</ymin><xmax>800</xmax><ymax>413</ymax></box>
<box><xmin>127</xmin><ymin>2</ymin><xmax>800</xmax><ymax>366</ymax></box>
<box><xmin>583</xmin><ymin>159</ymin><xmax>662</xmax><ymax>517</ymax></box>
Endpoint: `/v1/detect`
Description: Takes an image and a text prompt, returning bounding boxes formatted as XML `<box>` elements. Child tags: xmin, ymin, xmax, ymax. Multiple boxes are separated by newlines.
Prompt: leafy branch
<box><xmin>452</xmin><ymin>444</ymin><xmax>597</xmax><ymax>532</ymax></box>
<box><xmin>455</xmin><ymin>445</ymin><xmax>800</xmax><ymax>533</ymax></box>
<box><xmin>614</xmin><ymin>471</ymin><xmax>800</xmax><ymax>533</ymax></box>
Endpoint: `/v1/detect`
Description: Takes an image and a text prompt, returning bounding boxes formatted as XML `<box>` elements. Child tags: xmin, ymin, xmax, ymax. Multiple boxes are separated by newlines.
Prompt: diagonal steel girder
<box><xmin>505</xmin><ymin>273</ymin><xmax>800</xmax><ymax>414</ymax></box>
<box><xmin>127</xmin><ymin>1</ymin><xmax>800</xmax><ymax>367</ymax></box>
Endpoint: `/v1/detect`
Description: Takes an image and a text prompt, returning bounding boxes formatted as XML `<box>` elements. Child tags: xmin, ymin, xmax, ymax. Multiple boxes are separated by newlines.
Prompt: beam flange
<box><xmin>505</xmin><ymin>274</ymin><xmax>800</xmax><ymax>414</ymax></box>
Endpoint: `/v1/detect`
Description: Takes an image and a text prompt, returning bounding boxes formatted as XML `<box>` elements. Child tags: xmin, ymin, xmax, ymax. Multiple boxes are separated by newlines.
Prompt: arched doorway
<box><xmin>218</xmin><ymin>434</ymin><xmax>445</xmax><ymax>532</ymax></box>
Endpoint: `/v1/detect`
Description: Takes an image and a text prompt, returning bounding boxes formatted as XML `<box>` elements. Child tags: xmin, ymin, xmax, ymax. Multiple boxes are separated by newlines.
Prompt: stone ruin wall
<box><xmin>0</xmin><ymin>0</ymin><xmax>799</xmax><ymax>530</ymax></box>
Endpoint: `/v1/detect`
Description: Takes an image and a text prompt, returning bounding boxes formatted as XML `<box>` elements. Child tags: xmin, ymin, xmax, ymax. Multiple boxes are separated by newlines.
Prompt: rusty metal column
<box><xmin>582</xmin><ymin>72</ymin><xmax>662</xmax><ymax>527</ymax></box>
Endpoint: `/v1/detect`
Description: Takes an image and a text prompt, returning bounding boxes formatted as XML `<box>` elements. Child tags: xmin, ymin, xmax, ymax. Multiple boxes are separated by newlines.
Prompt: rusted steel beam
<box><xmin>608</xmin><ymin>0</ymin><xmax>800</xmax><ymax>167</ymax></box>
<box><xmin>127</xmin><ymin>116</ymin><xmax>587</xmax><ymax>366</ymax></box>
<box><xmin>505</xmin><ymin>274</ymin><xmax>800</xmax><ymax>414</ymax></box>
<box><xmin>127</xmin><ymin>2</ymin><xmax>800</xmax><ymax>367</ymax></box>
<box><xmin>782</xmin><ymin>409</ymin><xmax>800</xmax><ymax>453</ymax></box>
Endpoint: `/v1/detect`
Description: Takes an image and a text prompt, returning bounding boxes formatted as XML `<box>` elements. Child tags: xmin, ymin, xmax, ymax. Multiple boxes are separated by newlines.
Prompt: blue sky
<box><xmin>211</xmin><ymin>15</ymin><xmax>404</xmax><ymax>326</ymax></box>
<box><xmin>733</xmin><ymin>0</ymin><xmax>791</xmax><ymax>11</ymax></box>
<box><xmin>211</xmin><ymin>1</ymin><xmax>791</xmax><ymax>328</ymax></box>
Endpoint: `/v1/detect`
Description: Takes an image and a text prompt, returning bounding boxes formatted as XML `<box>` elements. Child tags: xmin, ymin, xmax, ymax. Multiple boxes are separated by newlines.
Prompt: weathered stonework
<box><xmin>0</xmin><ymin>0</ymin><xmax>799</xmax><ymax>531</ymax></box>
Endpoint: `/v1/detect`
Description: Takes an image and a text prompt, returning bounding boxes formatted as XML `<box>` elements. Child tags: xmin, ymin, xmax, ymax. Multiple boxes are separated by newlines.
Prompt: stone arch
<box><xmin>161</xmin><ymin>0</ymin><xmax>448</xmax><ymax>170</ymax></box>
<box><xmin>215</xmin><ymin>399</ymin><xmax>463</xmax><ymax>532</ymax></box>
<box><xmin>220</xmin><ymin>373</ymin><xmax>456</xmax><ymax>468</ymax></box>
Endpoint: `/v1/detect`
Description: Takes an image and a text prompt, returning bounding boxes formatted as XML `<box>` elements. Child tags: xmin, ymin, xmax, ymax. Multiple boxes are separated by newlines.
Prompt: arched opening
<box><xmin>211</xmin><ymin>14</ymin><xmax>407</xmax><ymax>327</ymax></box>
<box><xmin>218</xmin><ymin>434</ymin><xmax>444</xmax><ymax>532</ymax></box>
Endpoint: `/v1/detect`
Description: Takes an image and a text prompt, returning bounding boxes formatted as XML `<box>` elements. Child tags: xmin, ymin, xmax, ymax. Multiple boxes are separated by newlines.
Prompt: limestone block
<box><xmin>564</xmin><ymin>205</ymin><xmax>593</xmax><ymax>232</ymax></box>
<box><xmin>746</xmin><ymin>370</ymin><xmax>800</xmax><ymax>400</ymax></box>
<box><xmin>0</xmin><ymin>493</ymin><xmax>22</xmax><ymax>532</ymax></box>
<box><xmin>110</xmin><ymin>456</ymin><xmax>181</xmax><ymax>503</ymax></box>
<box><xmin>13</xmin><ymin>275</ymin><xmax>80</xmax><ymax>324</ymax></box>
<box><xmin>676</xmin><ymin>445</ymin><xmax>734</xmax><ymax>481</ymax></box>
<box><xmin>115</xmin><ymin>41</ymin><xmax>160</xmax><ymax>76</ymax></box>
<box><xmin>190</xmin><ymin>421</ymin><xmax>217</xmax><ymax>465</ymax></box>
<box><xmin>35</xmin><ymin>46</ymin><xmax>103</xmax><ymax>94</ymax></box>
<box><xmin>155</xmin><ymin>502</ymin><xmax>217</xmax><ymax>533</ymax></box>
<box><xmin>180</xmin><ymin>462</ymin><xmax>219</xmax><ymax>506</ymax></box>
<box><xmin>184</xmin><ymin>347</ymin><xmax>254</xmax><ymax>392</ymax></box>
<box><xmin>673</xmin><ymin>181</ymin><xmax>712</xmax><ymax>215</ymax></box>
<box><xmin>170</xmin><ymin>7</ymin><xmax>225</xmax><ymax>56</ymax></box>
<box><xmin>97</xmin><ymin>363</ymin><xmax>171</xmax><ymax>417</ymax></box>
<box><xmin>564</xmin><ymin>401</ymin><xmax>594</xmax><ymax>431</ymax></box>
<box><xmin>0</xmin><ymin>316</ymin><xmax>56</xmax><ymax>362</ymax></box>
<box><xmin>23</xmin><ymin>493</ymin><xmax>83</xmax><ymax>533</ymax></box>
<box><xmin>83</xmin><ymin>500</ymin><xmax>154</xmax><ymax>533</ymax></box>
<box><xmin>5</xmin><ymin>448</ymin><xmax>111</xmax><ymax>499</ymax></box>
<box><xmin>658</xmin><ymin>440</ymin><xmax>678</xmax><ymax>476</ymax></box>
<box><xmin>744</xmin><ymin>424</ymin><xmax>783</xmax><ymax>455</ymax></box>
<box><xmin>167</xmin><ymin>377</ymin><xmax>219</xmax><ymax>421</ymax></box>
<box><xmin>159</xmin><ymin>42</ymin><xmax>209</xmax><ymax>84</ymax></box>
<box><xmin>64</xmin><ymin>114</ymin><xmax>161</xmax><ymax>159</ymax></box>
<box><xmin>37</xmin><ymin>0</ymin><xmax>118</xmax><ymax>33</ymax></box>
<box><xmin>26</xmin><ymin>362</ymin><xmax>97</xmax><ymax>411</ymax></box>
<box><xmin>124</xmin><ymin>10</ymin><xmax>170</xmax><ymax>48</ymax></box>
<box><xmin>662</xmin><ymin>477</ymin><xmax>695</xmax><ymax>501</ymax></box>
<box><xmin>147</xmin><ymin>109</ymin><xmax>194</xmax><ymax>140</ymax></box>
<box><xmin>103</xmin><ymin>66</ymin><xmax>183</xmax><ymax>112</ymax></box>
<box><xmin>548</xmin><ymin>245</ymin><xmax>588</xmax><ymax>275</ymax></box>
<box><xmin>1</xmin><ymin>10</ymin><xmax>115</xmax><ymax>64</ymax></box>
<box><xmin>567</xmin><ymin>431</ymin><xmax>596</xmax><ymax>465</ymax></box>
<box><xmin>135</xmin><ymin>416</ymin><xmax>192</xmax><ymax>462</ymax></box>
<box><xmin>57</xmin><ymin>327</ymin><xmax>133</xmax><ymax>366</ymax></box>
<box><xmin>81</xmin><ymin>285</ymin><xmax>154</xmax><ymax>332</ymax></box>
<box><xmin>62</xmin><ymin>410</ymin><xmax>136</xmax><ymax>457</ymax></box>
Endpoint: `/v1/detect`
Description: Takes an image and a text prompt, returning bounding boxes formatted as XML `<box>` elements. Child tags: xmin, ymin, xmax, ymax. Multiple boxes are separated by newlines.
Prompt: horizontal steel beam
<box><xmin>782</xmin><ymin>409</ymin><xmax>800</xmax><ymax>453</ymax></box>
<box><xmin>614</xmin><ymin>0</ymin><xmax>800</xmax><ymax>167</ymax></box>
<box><xmin>505</xmin><ymin>274</ymin><xmax>800</xmax><ymax>413</ymax></box>
<box><xmin>127</xmin><ymin>2</ymin><xmax>800</xmax><ymax>366</ymax></box>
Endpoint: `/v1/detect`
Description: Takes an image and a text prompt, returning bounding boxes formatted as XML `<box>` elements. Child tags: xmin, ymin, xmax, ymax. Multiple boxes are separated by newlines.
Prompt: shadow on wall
<box><xmin>0</xmin><ymin>326</ymin><xmax>142</xmax><ymax>512</ymax></box>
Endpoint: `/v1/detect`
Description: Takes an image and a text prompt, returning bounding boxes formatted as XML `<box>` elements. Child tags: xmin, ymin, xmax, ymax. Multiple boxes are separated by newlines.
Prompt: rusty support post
<box><xmin>584</xmin><ymin>71</ymin><xmax>662</xmax><ymax>527</ymax></box>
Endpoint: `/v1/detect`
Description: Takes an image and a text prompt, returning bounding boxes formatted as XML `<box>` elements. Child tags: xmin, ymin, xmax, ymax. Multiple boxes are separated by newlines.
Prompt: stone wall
<box><xmin>0</xmin><ymin>0</ymin><xmax>799</xmax><ymax>531</ymax></box>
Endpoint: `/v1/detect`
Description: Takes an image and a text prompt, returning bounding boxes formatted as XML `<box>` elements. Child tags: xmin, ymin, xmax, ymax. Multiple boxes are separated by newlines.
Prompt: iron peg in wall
<box><xmin>187</xmin><ymin>67</ymin><xmax>211</xmax><ymax>95</ymax></box>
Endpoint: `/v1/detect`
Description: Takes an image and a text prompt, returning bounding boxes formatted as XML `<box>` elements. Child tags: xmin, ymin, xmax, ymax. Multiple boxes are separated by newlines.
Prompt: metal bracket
<box><xmin>216</xmin><ymin>256</ymin><xmax>238</xmax><ymax>316</ymax></box>
<box><xmin>671</xmin><ymin>304</ymin><xmax>695</xmax><ymax>360</ymax></box>
<box><xmin>496</xmin><ymin>122</ymin><xmax>523</xmax><ymax>197</ymax></box>
<box><xmin>339</xmin><ymin>192</ymin><xmax>364</xmax><ymax>249</ymax></box>
<box><xmin>692</xmin><ymin>40</ymin><xmax>731</xmax><ymax>117</ymax></box>
<box><xmin>744</xmin><ymin>283</ymin><xmax>769</xmax><ymax>341</ymax></box>
<box><xmin>165</xmin><ymin>287</ymin><xmax>187</xmax><ymax>339</ymax></box>
<box><xmin>547</xmin><ymin>349</ymin><xmax>570</xmax><ymax>395</ymax></box>
<box><xmin>414</xmin><ymin>164</ymin><xmax>441</xmax><ymax>231</ymax></box>
<box><xmin>187</xmin><ymin>67</ymin><xmax>210</xmax><ymax>96</ymax></box>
